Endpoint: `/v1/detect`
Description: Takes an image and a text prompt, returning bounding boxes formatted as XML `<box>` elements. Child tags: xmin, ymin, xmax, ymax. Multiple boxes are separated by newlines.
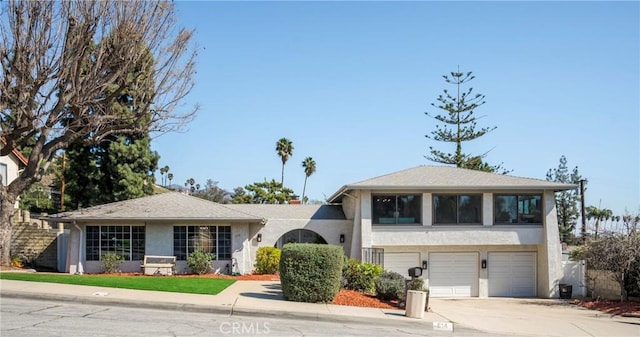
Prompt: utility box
<box><xmin>405</xmin><ymin>290</ymin><xmax>427</xmax><ymax>319</ymax></box>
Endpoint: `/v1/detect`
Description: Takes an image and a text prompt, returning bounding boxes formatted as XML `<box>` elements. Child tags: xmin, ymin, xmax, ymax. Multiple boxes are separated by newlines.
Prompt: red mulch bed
<box><xmin>571</xmin><ymin>299</ymin><xmax>640</xmax><ymax>317</ymax></box>
<box><xmin>332</xmin><ymin>289</ymin><xmax>399</xmax><ymax>309</ymax></box>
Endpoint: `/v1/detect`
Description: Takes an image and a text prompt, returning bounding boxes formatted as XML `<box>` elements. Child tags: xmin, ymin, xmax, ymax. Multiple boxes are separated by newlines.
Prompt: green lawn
<box><xmin>0</xmin><ymin>272</ymin><xmax>235</xmax><ymax>295</ymax></box>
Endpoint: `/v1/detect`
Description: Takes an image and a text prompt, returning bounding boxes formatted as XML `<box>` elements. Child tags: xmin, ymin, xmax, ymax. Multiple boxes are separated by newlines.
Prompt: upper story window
<box><xmin>372</xmin><ymin>194</ymin><xmax>421</xmax><ymax>225</ymax></box>
<box><xmin>494</xmin><ymin>194</ymin><xmax>542</xmax><ymax>224</ymax></box>
<box><xmin>433</xmin><ymin>194</ymin><xmax>482</xmax><ymax>225</ymax></box>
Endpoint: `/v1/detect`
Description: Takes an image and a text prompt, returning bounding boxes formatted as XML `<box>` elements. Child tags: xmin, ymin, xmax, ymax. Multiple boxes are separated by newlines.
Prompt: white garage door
<box><xmin>488</xmin><ymin>252</ymin><xmax>537</xmax><ymax>297</ymax></box>
<box><xmin>429</xmin><ymin>252</ymin><xmax>478</xmax><ymax>297</ymax></box>
<box><xmin>384</xmin><ymin>252</ymin><xmax>420</xmax><ymax>278</ymax></box>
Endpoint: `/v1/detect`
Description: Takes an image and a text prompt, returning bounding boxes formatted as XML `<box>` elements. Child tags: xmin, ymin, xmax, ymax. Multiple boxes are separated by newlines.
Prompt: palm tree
<box><xmin>586</xmin><ymin>205</ymin><xmax>613</xmax><ymax>239</ymax></box>
<box><xmin>187</xmin><ymin>178</ymin><xmax>195</xmax><ymax>193</ymax></box>
<box><xmin>167</xmin><ymin>173</ymin><xmax>173</xmax><ymax>187</ymax></box>
<box><xmin>159</xmin><ymin>166</ymin><xmax>168</xmax><ymax>186</ymax></box>
<box><xmin>275</xmin><ymin>138</ymin><xmax>294</xmax><ymax>185</ymax></box>
<box><xmin>301</xmin><ymin>157</ymin><xmax>316</xmax><ymax>204</ymax></box>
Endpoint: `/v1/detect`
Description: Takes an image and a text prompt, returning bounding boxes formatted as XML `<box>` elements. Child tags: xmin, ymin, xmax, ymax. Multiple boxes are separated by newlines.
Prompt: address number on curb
<box><xmin>433</xmin><ymin>322</ymin><xmax>454</xmax><ymax>331</ymax></box>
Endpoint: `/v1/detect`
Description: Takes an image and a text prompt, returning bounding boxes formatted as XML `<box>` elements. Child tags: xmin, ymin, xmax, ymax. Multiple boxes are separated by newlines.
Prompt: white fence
<box><xmin>561</xmin><ymin>260</ymin><xmax>587</xmax><ymax>298</ymax></box>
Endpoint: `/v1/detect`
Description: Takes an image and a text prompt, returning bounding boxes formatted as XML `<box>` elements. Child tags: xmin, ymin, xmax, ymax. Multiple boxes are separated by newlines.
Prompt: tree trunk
<box><xmin>0</xmin><ymin>197</ymin><xmax>17</xmax><ymax>267</ymax></box>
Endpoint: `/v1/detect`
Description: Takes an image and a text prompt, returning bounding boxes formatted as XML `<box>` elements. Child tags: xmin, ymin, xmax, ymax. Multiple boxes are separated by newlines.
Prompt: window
<box><xmin>494</xmin><ymin>194</ymin><xmax>542</xmax><ymax>224</ymax></box>
<box><xmin>372</xmin><ymin>194</ymin><xmax>421</xmax><ymax>225</ymax></box>
<box><xmin>433</xmin><ymin>194</ymin><xmax>482</xmax><ymax>224</ymax></box>
<box><xmin>85</xmin><ymin>225</ymin><xmax>145</xmax><ymax>261</ymax></box>
<box><xmin>0</xmin><ymin>163</ymin><xmax>7</xmax><ymax>186</ymax></box>
<box><xmin>173</xmin><ymin>225</ymin><xmax>232</xmax><ymax>260</ymax></box>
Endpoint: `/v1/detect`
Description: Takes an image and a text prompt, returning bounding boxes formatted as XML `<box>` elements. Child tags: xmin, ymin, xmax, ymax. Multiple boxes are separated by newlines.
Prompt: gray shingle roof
<box><xmin>328</xmin><ymin>165</ymin><xmax>577</xmax><ymax>202</ymax></box>
<box><xmin>224</xmin><ymin>204</ymin><xmax>346</xmax><ymax>220</ymax></box>
<box><xmin>49</xmin><ymin>192</ymin><xmax>263</xmax><ymax>222</ymax></box>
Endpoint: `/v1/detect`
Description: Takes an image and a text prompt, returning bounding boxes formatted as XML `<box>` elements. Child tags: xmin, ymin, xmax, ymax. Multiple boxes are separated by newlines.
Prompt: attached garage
<box><xmin>429</xmin><ymin>252</ymin><xmax>478</xmax><ymax>297</ymax></box>
<box><xmin>384</xmin><ymin>252</ymin><xmax>420</xmax><ymax>278</ymax></box>
<box><xmin>488</xmin><ymin>252</ymin><xmax>537</xmax><ymax>297</ymax></box>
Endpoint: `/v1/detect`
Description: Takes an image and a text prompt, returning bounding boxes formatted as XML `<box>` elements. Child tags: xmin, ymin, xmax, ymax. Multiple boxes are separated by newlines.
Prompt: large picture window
<box><xmin>85</xmin><ymin>225</ymin><xmax>145</xmax><ymax>261</ymax></box>
<box><xmin>494</xmin><ymin>194</ymin><xmax>542</xmax><ymax>224</ymax></box>
<box><xmin>173</xmin><ymin>225</ymin><xmax>232</xmax><ymax>260</ymax></box>
<box><xmin>372</xmin><ymin>194</ymin><xmax>421</xmax><ymax>225</ymax></box>
<box><xmin>433</xmin><ymin>194</ymin><xmax>482</xmax><ymax>224</ymax></box>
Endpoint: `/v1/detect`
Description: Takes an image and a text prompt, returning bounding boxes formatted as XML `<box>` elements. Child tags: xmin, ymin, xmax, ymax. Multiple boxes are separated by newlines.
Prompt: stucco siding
<box><xmin>255</xmin><ymin>218</ymin><xmax>352</xmax><ymax>257</ymax></box>
<box><xmin>371</xmin><ymin>227</ymin><xmax>544</xmax><ymax>246</ymax></box>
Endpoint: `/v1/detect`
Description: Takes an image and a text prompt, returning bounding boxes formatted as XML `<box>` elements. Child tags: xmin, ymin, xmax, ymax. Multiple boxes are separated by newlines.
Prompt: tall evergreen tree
<box><xmin>546</xmin><ymin>155</ymin><xmax>585</xmax><ymax>244</ymax></box>
<box><xmin>64</xmin><ymin>43</ymin><xmax>159</xmax><ymax>209</ymax></box>
<box><xmin>425</xmin><ymin>70</ymin><xmax>506</xmax><ymax>173</ymax></box>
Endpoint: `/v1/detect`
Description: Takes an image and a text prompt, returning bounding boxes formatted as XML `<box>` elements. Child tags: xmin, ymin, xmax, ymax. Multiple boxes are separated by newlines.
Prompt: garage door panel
<box><xmin>488</xmin><ymin>252</ymin><xmax>536</xmax><ymax>297</ymax></box>
<box><xmin>429</xmin><ymin>253</ymin><xmax>478</xmax><ymax>297</ymax></box>
<box><xmin>384</xmin><ymin>253</ymin><xmax>420</xmax><ymax>278</ymax></box>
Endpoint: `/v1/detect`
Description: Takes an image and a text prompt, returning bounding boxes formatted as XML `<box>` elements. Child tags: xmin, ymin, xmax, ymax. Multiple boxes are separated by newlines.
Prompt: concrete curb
<box><xmin>0</xmin><ymin>290</ymin><xmax>434</xmax><ymax>328</ymax></box>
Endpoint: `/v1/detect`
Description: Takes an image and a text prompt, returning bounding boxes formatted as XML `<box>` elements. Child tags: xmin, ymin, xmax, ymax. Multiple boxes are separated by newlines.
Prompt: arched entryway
<box><xmin>275</xmin><ymin>229</ymin><xmax>327</xmax><ymax>249</ymax></box>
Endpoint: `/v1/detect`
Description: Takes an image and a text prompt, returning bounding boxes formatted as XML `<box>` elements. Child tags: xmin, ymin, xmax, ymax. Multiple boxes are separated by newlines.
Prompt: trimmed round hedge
<box><xmin>279</xmin><ymin>243</ymin><xmax>344</xmax><ymax>303</ymax></box>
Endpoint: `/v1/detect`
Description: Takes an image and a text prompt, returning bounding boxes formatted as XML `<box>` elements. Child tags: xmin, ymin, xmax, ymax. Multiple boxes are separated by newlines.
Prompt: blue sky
<box><xmin>152</xmin><ymin>1</ymin><xmax>639</xmax><ymax>219</ymax></box>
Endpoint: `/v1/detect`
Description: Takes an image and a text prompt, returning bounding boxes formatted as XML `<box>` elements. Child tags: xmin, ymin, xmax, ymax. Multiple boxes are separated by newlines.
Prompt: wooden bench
<box><xmin>141</xmin><ymin>255</ymin><xmax>176</xmax><ymax>275</ymax></box>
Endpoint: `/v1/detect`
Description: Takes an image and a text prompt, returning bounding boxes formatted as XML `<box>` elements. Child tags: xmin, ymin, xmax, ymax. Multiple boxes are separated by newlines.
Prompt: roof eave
<box><xmin>44</xmin><ymin>216</ymin><xmax>264</xmax><ymax>223</ymax></box>
<box><xmin>329</xmin><ymin>184</ymin><xmax>577</xmax><ymax>201</ymax></box>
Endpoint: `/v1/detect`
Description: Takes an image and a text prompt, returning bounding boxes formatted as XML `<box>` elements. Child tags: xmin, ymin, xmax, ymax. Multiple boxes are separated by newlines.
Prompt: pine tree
<box><xmin>425</xmin><ymin>70</ymin><xmax>507</xmax><ymax>173</ymax></box>
<box><xmin>546</xmin><ymin>155</ymin><xmax>585</xmax><ymax>244</ymax></box>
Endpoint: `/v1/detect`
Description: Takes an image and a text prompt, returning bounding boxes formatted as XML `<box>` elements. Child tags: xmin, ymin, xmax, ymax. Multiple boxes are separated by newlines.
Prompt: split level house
<box><xmin>51</xmin><ymin>165</ymin><xmax>575</xmax><ymax>298</ymax></box>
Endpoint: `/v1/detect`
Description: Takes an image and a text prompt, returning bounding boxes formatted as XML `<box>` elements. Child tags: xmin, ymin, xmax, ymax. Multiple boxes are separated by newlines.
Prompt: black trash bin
<box><xmin>559</xmin><ymin>284</ymin><xmax>573</xmax><ymax>299</ymax></box>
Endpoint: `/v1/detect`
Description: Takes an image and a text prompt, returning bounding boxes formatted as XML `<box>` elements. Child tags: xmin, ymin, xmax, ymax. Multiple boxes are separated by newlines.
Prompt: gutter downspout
<box><xmin>73</xmin><ymin>221</ymin><xmax>84</xmax><ymax>275</ymax></box>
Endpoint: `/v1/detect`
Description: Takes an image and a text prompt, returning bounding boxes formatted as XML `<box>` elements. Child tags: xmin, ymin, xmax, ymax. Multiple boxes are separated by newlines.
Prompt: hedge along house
<box><xmin>327</xmin><ymin>166</ymin><xmax>576</xmax><ymax>299</ymax></box>
<box><xmin>51</xmin><ymin>192</ymin><xmax>350</xmax><ymax>275</ymax></box>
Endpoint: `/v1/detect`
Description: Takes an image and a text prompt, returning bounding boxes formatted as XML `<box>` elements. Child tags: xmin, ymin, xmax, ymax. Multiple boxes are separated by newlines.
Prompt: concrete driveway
<box><xmin>429</xmin><ymin>298</ymin><xmax>639</xmax><ymax>337</ymax></box>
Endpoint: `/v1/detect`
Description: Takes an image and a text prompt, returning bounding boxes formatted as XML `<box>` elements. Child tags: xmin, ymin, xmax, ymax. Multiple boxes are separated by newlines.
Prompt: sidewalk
<box><xmin>0</xmin><ymin>278</ymin><xmax>445</xmax><ymax>327</ymax></box>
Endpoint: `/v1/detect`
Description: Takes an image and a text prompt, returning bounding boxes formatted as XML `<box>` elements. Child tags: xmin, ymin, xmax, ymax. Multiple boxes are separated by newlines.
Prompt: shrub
<box><xmin>187</xmin><ymin>249</ymin><xmax>215</xmax><ymax>275</ymax></box>
<box><xmin>101</xmin><ymin>253</ymin><xmax>124</xmax><ymax>273</ymax></box>
<box><xmin>375</xmin><ymin>271</ymin><xmax>406</xmax><ymax>301</ymax></box>
<box><xmin>406</xmin><ymin>277</ymin><xmax>425</xmax><ymax>291</ymax></box>
<box><xmin>279</xmin><ymin>243</ymin><xmax>344</xmax><ymax>303</ymax></box>
<box><xmin>342</xmin><ymin>258</ymin><xmax>383</xmax><ymax>293</ymax></box>
<box><xmin>254</xmin><ymin>247</ymin><xmax>281</xmax><ymax>274</ymax></box>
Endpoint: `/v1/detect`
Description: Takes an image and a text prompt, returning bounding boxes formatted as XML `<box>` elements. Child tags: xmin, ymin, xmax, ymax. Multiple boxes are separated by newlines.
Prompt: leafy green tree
<box><xmin>276</xmin><ymin>138</ymin><xmax>294</xmax><ymax>185</ymax></box>
<box><xmin>192</xmin><ymin>179</ymin><xmax>228</xmax><ymax>203</ymax></box>
<box><xmin>232</xmin><ymin>179</ymin><xmax>295</xmax><ymax>204</ymax></box>
<box><xmin>546</xmin><ymin>155</ymin><xmax>585</xmax><ymax>244</ymax></box>
<box><xmin>301</xmin><ymin>157</ymin><xmax>316</xmax><ymax>204</ymax></box>
<box><xmin>425</xmin><ymin>70</ymin><xmax>507</xmax><ymax>173</ymax></box>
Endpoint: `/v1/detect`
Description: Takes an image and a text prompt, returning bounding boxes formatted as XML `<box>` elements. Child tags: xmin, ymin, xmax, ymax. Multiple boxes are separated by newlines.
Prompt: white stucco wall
<box><xmin>349</xmin><ymin>189</ymin><xmax>564</xmax><ymax>298</ymax></box>
<box><xmin>253</xmin><ymin>218</ymin><xmax>353</xmax><ymax>259</ymax></box>
<box><xmin>0</xmin><ymin>147</ymin><xmax>23</xmax><ymax>208</ymax></box>
<box><xmin>371</xmin><ymin>226</ymin><xmax>544</xmax><ymax>246</ymax></box>
<box><xmin>539</xmin><ymin>190</ymin><xmax>564</xmax><ymax>298</ymax></box>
